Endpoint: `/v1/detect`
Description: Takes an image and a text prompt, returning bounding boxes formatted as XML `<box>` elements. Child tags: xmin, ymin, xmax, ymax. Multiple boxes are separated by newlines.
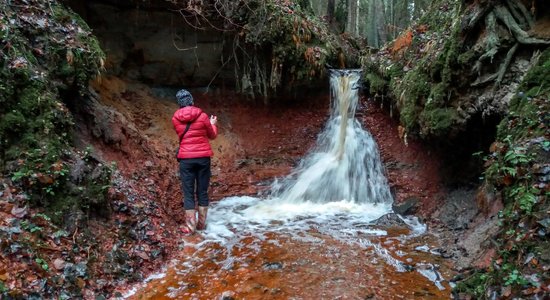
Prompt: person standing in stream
<box><xmin>172</xmin><ymin>89</ymin><xmax>218</xmax><ymax>235</ymax></box>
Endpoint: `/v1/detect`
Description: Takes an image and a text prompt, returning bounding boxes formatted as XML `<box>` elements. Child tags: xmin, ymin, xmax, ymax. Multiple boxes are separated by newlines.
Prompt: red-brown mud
<box><xmin>360</xmin><ymin>99</ymin><xmax>443</xmax><ymax>216</ymax></box>
<box><xmin>130</xmin><ymin>229</ymin><xmax>452</xmax><ymax>299</ymax></box>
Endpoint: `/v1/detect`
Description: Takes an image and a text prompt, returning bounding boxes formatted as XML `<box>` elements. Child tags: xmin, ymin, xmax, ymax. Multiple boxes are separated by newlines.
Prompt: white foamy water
<box><xmin>203</xmin><ymin>196</ymin><xmax>392</xmax><ymax>241</ymax></box>
<box><xmin>271</xmin><ymin>69</ymin><xmax>392</xmax><ymax>204</ymax></box>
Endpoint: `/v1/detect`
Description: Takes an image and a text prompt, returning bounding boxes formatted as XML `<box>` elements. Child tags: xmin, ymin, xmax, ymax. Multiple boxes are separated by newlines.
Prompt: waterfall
<box><xmin>272</xmin><ymin>69</ymin><xmax>392</xmax><ymax>204</ymax></box>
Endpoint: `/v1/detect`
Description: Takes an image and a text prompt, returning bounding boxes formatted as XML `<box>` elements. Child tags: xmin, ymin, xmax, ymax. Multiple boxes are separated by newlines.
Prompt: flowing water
<box><xmin>128</xmin><ymin>70</ymin><xmax>451</xmax><ymax>299</ymax></box>
<box><xmin>271</xmin><ymin>69</ymin><xmax>391</xmax><ymax>204</ymax></box>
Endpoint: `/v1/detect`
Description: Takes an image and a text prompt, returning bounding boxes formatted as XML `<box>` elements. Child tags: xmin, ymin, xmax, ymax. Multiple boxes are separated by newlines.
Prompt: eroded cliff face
<box><xmin>66</xmin><ymin>0</ymin><xmax>232</xmax><ymax>88</ymax></box>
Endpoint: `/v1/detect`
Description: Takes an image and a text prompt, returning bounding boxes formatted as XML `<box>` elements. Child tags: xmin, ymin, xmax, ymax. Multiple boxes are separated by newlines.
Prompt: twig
<box><xmin>39</xmin><ymin>245</ymin><xmax>62</xmax><ymax>251</ymax></box>
<box><xmin>72</xmin><ymin>227</ymin><xmax>78</xmax><ymax>244</ymax></box>
<box><xmin>174</xmin><ymin>9</ymin><xmax>206</xmax><ymax>30</ymax></box>
<box><xmin>203</xmin><ymin>55</ymin><xmax>234</xmax><ymax>95</ymax></box>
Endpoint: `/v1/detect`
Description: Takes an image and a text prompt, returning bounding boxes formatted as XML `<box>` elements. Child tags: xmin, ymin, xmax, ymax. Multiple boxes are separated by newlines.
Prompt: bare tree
<box><xmin>327</xmin><ymin>0</ymin><xmax>336</xmax><ymax>25</ymax></box>
<box><xmin>346</xmin><ymin>0</ymin><xmax>360</xmax><ymax>35</ymax></box>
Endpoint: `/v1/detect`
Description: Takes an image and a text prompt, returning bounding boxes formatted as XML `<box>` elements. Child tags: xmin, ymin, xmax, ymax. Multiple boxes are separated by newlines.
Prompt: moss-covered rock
<box><xmin>0</xmin><ymin>0</ymin><xmax>108</xmax><ymax>219</ymax></box>
<box><xmin>419</xmin><ymin>107</ymin><xmax>458</xmax><ymax>136</ymax></box>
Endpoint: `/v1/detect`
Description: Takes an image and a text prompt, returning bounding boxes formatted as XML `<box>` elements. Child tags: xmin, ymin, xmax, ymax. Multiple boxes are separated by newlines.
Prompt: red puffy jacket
<box><xmin>172</xmin><ymin>106</ymin><xmax>218</xmax><ymax>159</ymax></box>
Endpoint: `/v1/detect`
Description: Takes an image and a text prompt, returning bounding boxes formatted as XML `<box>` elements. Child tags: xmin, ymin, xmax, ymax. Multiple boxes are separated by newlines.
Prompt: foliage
<box><xmin>360</xmin><ymin>0</ymin><xmax>464</xmax><ymax>138</ymax></box>
<box><xmin>0</xmin><ymin>0</ymin><xmax>109</xmax><ymax>218</ymax></box>
<box><xmin>454</xmin><ymin>49</ymin><xmax>550</xmax><ymax>299</ymax></box>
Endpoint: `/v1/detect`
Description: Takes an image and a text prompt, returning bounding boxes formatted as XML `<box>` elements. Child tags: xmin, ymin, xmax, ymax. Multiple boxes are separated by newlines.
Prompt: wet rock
<box><xmin>63</xmin><ymin>210</ymin><xmax>85</xmax><ymax>234</ymax></box>
<box><xmin>219</xmin><ymin>291</ymin><xmax>236</xmax><ymax>300</ymax></box>
<box><xmin>262</xmin><ymin>262</ymin><xmax>283</xmax><ymax>270</ymax></box>
<box><xmin>69</xmin><ymin>158</ymin><xmax>89</xmax><ymax>183</ymax></box>
<box><xmin>392</xmin><ymin>197</ymin><xmax>419</xmax><ymax>215</ymax></box>
<box><xmin>372</xmin><ymin>213</ymin><xmax>407</xmax><ymax>227</ymax></box>
<box><xmin>434</xmin><ymin>189</ymin><xmax>477</xmax><ymax>230</ymax></box>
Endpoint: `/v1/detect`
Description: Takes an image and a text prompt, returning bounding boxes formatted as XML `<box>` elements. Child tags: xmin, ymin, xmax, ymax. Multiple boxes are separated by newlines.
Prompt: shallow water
<box><xmin>127</xmin><ymin>196</ymin><xmax>451</xmax><ymax>299</ymax></box>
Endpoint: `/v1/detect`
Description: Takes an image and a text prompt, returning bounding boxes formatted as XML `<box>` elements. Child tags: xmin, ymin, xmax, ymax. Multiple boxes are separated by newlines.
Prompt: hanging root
<box><xmin>494</xmin><ymin>43</ymin><xmax>519</xmax><ymax>88</ymax></box>
<box><xmin>473</xmin><ymin>12</ymin><xmax>500</xmax><ymax>75</ymax></box>
<box><xmin>471</xmin><ymin>43</ymin><xmax>519</xmax><ymax>87</ymax></box>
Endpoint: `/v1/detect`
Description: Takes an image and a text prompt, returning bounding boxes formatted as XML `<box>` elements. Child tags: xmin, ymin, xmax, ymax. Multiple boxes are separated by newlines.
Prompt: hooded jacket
<box><xmin>172</xmin><ymin>106</ymin><xmax>218</xmax><ymax>159</ymax></box>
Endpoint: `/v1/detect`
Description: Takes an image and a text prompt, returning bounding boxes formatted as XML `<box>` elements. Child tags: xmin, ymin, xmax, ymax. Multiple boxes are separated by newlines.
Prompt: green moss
<box><xmin>366</xmin><ymin>73</ymin><xmax>388</xmax><ymax>94</ymax></box>
<box><xmin>1</xmin><ymin>0</ymin><xmax>109</xmax><ymax>222</ymax></box>
<box><xmin>455</xmin><ymin>46</ymin><xmax>550</xmax><ymax>299</ymax></box>
<box><xmin>395</xmin><ymin>69</ymin><xmax>431</xmax><ymax>131</ymax></box>
<box><xmin>518</xmin><ymin>49</ymin><xmax>550</xmax><ymax>97</ymax></box>
<box><xmin>403</xmin><ymin>69</ymin><xmax>431</xmax><ymax>100</ymax></box>
<box><xmin>0</xmin><ymin>111</ymin><xmax>26</xmax><ymax>136</ymax></box>
<box><xmin>458</xmin><ymin>48</ymin><xmax>477</xmax><ymax>65</ymax></box>
<box><xmin>427</xmin><ymin>82</ymin><xmax>448</xmax><ymax>107</ymax></box>
<box><xmin>400</xmin><ymin>100</ymin><xmax>421</xmax><ymax>130</ymax></box>
<box><xmin>417</xmin><ymin>0</ymin><xmax>462</xmax><ymax>33</ymax></box>
<box><xmin>419</xmin><ymin>107</ymin><xmax>457</xmax><ymax>136</ymax></box>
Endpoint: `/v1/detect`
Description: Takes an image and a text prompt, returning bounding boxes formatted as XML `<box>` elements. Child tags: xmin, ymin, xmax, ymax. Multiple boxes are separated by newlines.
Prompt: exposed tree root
<box><xmin>494</xmin><ymin>4</ymin><xmax>550</xmax><ymax>45</ymax></box>
<box><xmin>473</xmin><ymin>12</ymin><xmax>500</xmax><ymax>75</ymax></box>
<box><xmin>472</xmin><ymin>43</ymin><xmax>519</xmax><ymax>87</ymax></box>
<box><xmin>461</xmin><ymin>2</ymin><xmax>492</xmax><ymax>33</ymax></box>
<box><xmin>505</xmin><ymin>0</ymin><xmax>534</xmax><ymax>29</ymax></box>
<box><xmin>471</xmin><ymin>3</ymin><xmax>547</xmax><ymax>87</ymax></box>
<box><xmin>495</xmin><ymin>42</ymin><xmax>519</xmax><ymax>87</ymax></box>
<box><xmin>471</xmin><ymin>70</ymin><xmax>498</xmax><ymax>87</ymax></box>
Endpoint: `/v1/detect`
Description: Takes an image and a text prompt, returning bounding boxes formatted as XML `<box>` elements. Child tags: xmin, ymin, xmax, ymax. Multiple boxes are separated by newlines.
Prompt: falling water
<box><xmin>272</xmin><ymin>69</ymin><xmax>392</xmax><ymax>204</ymax></box>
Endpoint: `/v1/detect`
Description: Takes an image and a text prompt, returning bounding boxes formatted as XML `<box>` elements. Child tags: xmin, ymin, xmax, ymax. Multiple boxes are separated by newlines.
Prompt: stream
<box><xmin>126</xmin><ymin>70</ymin><xmax>453</xmax><ymax>299</ymax></box>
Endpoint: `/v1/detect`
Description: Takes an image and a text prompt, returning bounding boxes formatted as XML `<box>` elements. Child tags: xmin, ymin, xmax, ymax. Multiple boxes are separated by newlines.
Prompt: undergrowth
<box><xmin>453</xmin><ymin>49</ymin><xmax>550</xmax><ymax>299</ymax></box>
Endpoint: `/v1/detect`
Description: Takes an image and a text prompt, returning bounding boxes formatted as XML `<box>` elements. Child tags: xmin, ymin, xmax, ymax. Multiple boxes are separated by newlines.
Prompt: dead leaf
<box><xmin>66</xmin><ymin>50</ymin><xmax>74</xmax><ymax>65</ymax></box>
<box><xmin>0</xmin><ymin>201</ymin><xmax>14</xmax><ymax>213</ymax></box>
<box><xmin>136</xmin><ymin>251</ymin><xmax>150</xmax><ymax>260</ymax></box>
<box><xmin>501</xmin><ymin>286</ymin><xmax>512</xmax><ymax>297</ymax></box>
<box><xmin>36</xmin><ymin>173</ymin><xmax>54</xmax><ymax>185</ymax></box>
<box><xmin>10</xmin><ymin>206</ymin><xmax>27</xmax><ymax>218</ymax></box>
<box><xmin>53</xmin><ymin>258</ymin><xmax>66</xmax><ymax>270</ymax></box>
<box><xmin>76</xmin><ymin>277</ymin><xmax>86</xmax><ymax>289</ymax></box>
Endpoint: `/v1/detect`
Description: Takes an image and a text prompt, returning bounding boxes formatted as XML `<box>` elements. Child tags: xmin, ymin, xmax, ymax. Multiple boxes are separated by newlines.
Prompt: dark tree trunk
<box><xmin>327</xmin><ymin>0</ymin><xmax>335</xmax><ymax>24</ymax></box>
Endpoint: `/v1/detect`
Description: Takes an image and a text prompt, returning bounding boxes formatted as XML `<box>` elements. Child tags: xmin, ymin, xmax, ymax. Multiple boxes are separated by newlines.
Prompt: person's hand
<box><xmin>210</xmin><ymin>115</ymin><xmax>217</xmax><ymax>125</ymax></box>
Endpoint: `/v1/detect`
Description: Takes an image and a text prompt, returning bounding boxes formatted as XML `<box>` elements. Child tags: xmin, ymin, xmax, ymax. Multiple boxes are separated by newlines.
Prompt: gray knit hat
<box><xmin>176</xmin><ymin>89</ymin><xmax>194</xmax><ymax>107</ymax></box>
